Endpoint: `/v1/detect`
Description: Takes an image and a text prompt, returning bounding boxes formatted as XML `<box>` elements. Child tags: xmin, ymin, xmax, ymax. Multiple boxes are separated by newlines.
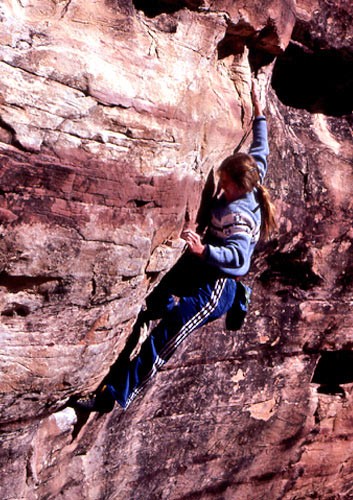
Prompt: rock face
<box><xmin>0</xmin><ymin>1</ymin><xmax>352</xmax><ymax>499</ymax></box>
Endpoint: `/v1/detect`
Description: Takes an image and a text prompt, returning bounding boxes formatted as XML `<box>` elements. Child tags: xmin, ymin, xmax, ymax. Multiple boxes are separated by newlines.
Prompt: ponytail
<box><xmin>256</xmin><ymin>183</ymin><xmax>277</xmax><ymax>240</ymax></box>
<box><xmin>218</xmin><ymin>152</ymin><xmax>277</xmax><ymax>241</ymax></box>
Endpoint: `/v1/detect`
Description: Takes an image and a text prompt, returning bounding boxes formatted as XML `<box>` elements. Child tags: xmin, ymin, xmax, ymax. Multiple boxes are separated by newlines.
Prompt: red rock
<box><xmin>0</xmin><ymin>0</ymin><xmax>352</xmax><ymax>499</ymax></box>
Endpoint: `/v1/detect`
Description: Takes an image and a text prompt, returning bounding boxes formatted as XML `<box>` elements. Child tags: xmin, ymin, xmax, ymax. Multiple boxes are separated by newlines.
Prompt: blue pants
<box><xmin>106</xmin><ymin>254</ymin><xmax>237</xmax><ymax>409</ymax></box>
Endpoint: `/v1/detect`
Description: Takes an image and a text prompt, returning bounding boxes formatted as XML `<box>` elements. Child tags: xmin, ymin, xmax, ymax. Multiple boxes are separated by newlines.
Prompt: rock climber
<box><xmin>74</xmin><ymin>77</ymin><xmax>276</xmax><ymax>413</ymax></box>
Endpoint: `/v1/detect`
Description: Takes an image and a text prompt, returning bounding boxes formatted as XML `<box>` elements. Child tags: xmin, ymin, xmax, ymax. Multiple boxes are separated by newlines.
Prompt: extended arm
<box><xmin>249</xmin><ymin>78</ymin><xmax>269</xmax><ymax>181</ymax></box>
<box><xmin>251</xmin><ymin>79</ymin><xmax>263</xmax><ymax>117</ymax></box>
<box><xmin>183</xmin><ymin>78</ymin><xmax>268</xmax><ymax>262</ymax></box>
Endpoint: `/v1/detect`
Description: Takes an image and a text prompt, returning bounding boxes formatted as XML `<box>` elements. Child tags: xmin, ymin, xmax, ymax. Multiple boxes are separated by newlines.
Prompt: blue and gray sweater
<box><xmin>204</xmin><ymin>116</ymin><xmax>269</xmax><ymax>278</ymax></box>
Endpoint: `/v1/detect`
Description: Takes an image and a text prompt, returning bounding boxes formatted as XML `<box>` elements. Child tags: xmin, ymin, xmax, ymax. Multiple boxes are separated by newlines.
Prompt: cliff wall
<box><xmin>0</xmin><ymin>1</ymin><xmax>352</xmax><ymax>499</ymax></box>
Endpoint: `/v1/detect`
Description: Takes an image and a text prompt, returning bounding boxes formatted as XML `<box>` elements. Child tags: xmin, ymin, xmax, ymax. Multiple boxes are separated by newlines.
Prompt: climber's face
<box><xmin>219</xmin><ymin>171</ymin><xmax>245</xmax><ymax>202</ymax></box>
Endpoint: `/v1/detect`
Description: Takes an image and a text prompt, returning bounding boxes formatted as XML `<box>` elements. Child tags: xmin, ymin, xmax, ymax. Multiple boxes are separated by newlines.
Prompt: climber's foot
<box><xmin>73</xmin><ymin>385</ymin><xmax>115</xmax><ymax>413</ymax></box>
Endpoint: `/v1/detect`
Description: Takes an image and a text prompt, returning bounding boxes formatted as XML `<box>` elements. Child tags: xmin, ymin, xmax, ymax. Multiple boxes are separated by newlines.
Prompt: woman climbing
<box><xmin>75</xmin><ymin>77</ymin><xmax>276</xmax><ymax>413</ymax></box>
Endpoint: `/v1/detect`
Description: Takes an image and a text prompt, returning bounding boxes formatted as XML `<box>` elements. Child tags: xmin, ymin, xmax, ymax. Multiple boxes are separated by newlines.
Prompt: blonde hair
<box><xmin>218</xmin><ymin>153</ymin><xmax>276</xmax><ymax>240</ymax></box>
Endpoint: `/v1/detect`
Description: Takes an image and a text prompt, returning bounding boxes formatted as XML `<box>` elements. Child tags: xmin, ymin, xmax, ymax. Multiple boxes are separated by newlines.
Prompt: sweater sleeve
<box><xmin>205</xmin><ymin>231</ymin><xmax>252</xmax><ymax>277</ymax></box>
<box><xmin>249</xmin><ymin>116</ymin><xmax>269</xmax><ymax>182</ymax></box>
<box><xmin>204</xmin><ymin>208</ymin><xmax>257</xmax><ymax>277</ymax></box>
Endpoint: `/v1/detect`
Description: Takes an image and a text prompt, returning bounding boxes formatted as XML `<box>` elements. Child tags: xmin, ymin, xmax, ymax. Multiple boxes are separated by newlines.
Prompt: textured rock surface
<box><xmin>0</xmin><ymin>0</ymin><xmax>352</xmax><ymax>499</ymax></box>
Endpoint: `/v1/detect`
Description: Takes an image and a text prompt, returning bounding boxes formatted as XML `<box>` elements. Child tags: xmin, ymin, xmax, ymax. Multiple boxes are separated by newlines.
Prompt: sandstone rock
<box><xmin>0</xmin><ymin>0</ymin><xmax>352</xmax><ymax>499</ymax></box>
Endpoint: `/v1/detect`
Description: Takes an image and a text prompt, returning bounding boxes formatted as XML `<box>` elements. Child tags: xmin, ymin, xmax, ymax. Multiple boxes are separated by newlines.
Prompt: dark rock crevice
<box><xmin>272</xmin><ymin>0</ymin><xmax>353</xmax><ymax>117</ymax></box>
<box><xmin>259</xmin><ymin>245</ymin><xmax>323</xmax><ymax>290</ymax></box>
<box><xmin>132</xmin><ymin>0</ymin><xmax>203</xmax><ymax>18</ymax></box>
<box><xmin>0</xmin><ymin>116</ymin><xmax>29</xmax><ymax>152</ymax></box>
<box><xmin>271</xmin><ymin>41</ymin><xmax>353</xmax><ymax>116</ymax></box>
<box><xmin>217</xmin><ymin>18</ymin><xmax>282</xmax><ymax>71</ymax></box>
<box><xmin>1</xmin><ymin>303</ymin><xmax>31</xmax><ymax>317</ymax></box>
<box><xmin>0</xmin><ymin>272</ymin><xmax>62</xmax><ymax>294</ymax></box>
<box><xmin>0</xmin><ymin>273</ymin><xmax>66</xmax><ymax>316</ymax></box>
<box><xmin>312</xmin><ymin>350</ymin><xmax>353</xmax><ymax>385</ymax></box>
<box><xmin>312</xmin><ymin>350</ymin><xmax>353</xmax><ymax>397</ymax></box>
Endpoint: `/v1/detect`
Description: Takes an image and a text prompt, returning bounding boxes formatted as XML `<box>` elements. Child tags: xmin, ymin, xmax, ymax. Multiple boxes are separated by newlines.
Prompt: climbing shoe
<box><xmin>73</xmin><ymin>385</ymin><xmax>115</xmax><ymax>413</ymax></box>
